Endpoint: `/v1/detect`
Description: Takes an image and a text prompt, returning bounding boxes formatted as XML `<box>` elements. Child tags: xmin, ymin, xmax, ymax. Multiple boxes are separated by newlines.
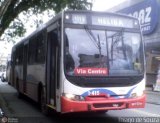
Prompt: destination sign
<box><xmin>72</xmin><ymin>14</ymin><xmax>87</xmax><ymax>24</ymax></box>
<box><xmin>65</xmin><ymin>12</ymin><xmax>139</xmax><ymax>28</ymax></box>
<box><xmin>92</xmin><ymin>16</ymin><xmax>135</xmax><ymax>28</ymax></box>
<box><xmin>74</xmin><ymin>68</ymin><xmax>108</xmax><ymax>76</ymax></box>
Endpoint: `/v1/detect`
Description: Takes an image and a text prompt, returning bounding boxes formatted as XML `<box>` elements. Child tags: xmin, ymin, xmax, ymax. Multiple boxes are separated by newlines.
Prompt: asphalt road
<box><xmin>0</xmin><ymin>81</ymin><xmax>160</xmax><ymax>123</ymax></box>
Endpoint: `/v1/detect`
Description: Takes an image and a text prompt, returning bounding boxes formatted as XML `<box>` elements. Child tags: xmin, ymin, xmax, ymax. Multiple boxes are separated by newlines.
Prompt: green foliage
<box><xmin>9</xmin><ymin>19</ymin><xmax>26</xmax><ymax>37</ymax></box>
<box><xmin>0</xmin><ymin>0</ymin><xmax>92</xmax><ymax>42</ymax></box>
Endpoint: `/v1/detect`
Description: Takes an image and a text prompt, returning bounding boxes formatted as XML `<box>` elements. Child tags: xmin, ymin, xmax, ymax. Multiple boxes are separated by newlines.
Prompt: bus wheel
<box><xmin>96</xmin><ymin>110</ymin><xmax>108</xmax><ymax>114</ymax></box>
<box><xmin>17</xmin><ymin>92</ymin><xmax>23</xmax><ymax>99</ymax></box>
<box><xmin>40</xmin><ymin>90</ymin><xmax>49</xmax><ymax>115</ymax></box>
<box><xmin>16</xmin><ymin>79</ymin><xmax>23</xmax><ymax>98</ymax></box>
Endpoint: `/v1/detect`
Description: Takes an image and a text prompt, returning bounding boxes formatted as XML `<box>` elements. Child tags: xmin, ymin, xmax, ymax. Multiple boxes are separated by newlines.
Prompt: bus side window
<box><xmin>36</xmin><ymin>31</ymin><xmax>46</xmax><ymax>64</ymax></box>
<box><xmin>65</xmin><ymin>35</ymin><xmax>75</xmax><ymax>72</ymax></box>
<box><xmin>50</xmin><ymin>30</ymin><xmax>59</xmax><ymax>46</ymax></box>
<box><xmin>15</xmin><ymin>46</ymin><xmax>23</xmax><ymax>65</ymax></box>
<box><xmin>28</xmin><ymin>36</ymin><xmax>37</xmax><ymax>64</ymax></box>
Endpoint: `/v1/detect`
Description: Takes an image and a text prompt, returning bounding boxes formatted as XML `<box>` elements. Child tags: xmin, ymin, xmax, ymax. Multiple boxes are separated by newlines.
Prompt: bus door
<box><xmin>46</xmin><ymin>29</ymin><xmax>59</xmax><ymax>107</ymax></box>
<box><xmin>23</xmin><ymin>43</ymin><xmax>28</xmax><ymax>93</ymax></box>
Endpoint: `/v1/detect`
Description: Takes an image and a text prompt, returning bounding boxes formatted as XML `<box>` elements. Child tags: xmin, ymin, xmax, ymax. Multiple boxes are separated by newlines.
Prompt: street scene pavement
<box><xmin>1</xmin><ymin>0</ymin><xmax>160</xmax><ymax>123</ymax></box>
<box><xmin>0</xmin><ymin>80</ymin><xmax>160</xmax><ymax>123</ymax></box>
<box><xmin>145</xmin><ymin>87</ymin><xmax>160</xmax><ymax>105</ymax></box>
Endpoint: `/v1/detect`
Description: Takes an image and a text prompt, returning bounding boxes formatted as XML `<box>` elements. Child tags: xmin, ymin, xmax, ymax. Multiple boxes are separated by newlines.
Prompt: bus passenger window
<box><xmin>36</xmin><ymin>31</ymin><xmax>46</xmax><ymax>64</ymax></box>
<box><xmin>65</xmin><ymin>47</ymin><xmax>75</xmax><ymax>72</ymax></box>
<box><xmin>65</xmin><ymin>35</ymin><xmax>75</xmax><ymax>74</ymax></box>
<box><xmin>28</xmin><ymin>36</ymin><xmax>37</xmax><ymax>64</ymax></box>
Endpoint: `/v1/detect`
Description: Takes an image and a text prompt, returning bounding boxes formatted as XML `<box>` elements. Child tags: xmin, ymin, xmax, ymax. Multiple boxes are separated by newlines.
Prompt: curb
<box><xmin>146</xmin><ymin>101</ymin><xmax>160</xmax><ymax>105</ymax></box>
<box><xmin>146</xmin><ymin>91</ymin><xmax>160</xmax><ymax>105</ymax></box>
<box><xmin>145</xmin><ymin>91</ymin><xmax>160</xmax><ymax>95</ymax></box>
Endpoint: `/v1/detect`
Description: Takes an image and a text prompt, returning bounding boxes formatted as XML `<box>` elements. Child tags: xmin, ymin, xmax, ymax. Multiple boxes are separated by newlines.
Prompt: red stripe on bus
<box><xmin>61</xmin><ymin>94</ymin><xmax>146</xmax><ymax>113</ymax></box>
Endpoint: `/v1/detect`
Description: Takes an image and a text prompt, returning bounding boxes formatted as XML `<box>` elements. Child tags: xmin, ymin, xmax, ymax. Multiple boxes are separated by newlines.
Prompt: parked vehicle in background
<box><xmin>6</xmin><ymin>60</ymin><xmax>12</xmax><ymax>84</ymax></box>
<box><xmin>0</xmin><ymin>65</ymin><xmax>6</xmax><ymax>82</ymax></box>
<box><xmin>1</xmin><ymin>72</ymin><xmax>6</xmax><ymax>82</ymax></box>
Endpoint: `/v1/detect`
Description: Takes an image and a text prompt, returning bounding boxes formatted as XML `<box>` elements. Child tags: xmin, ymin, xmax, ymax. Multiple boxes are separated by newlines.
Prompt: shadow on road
<box><xmin>0</xmin><ymin>82</ymin><xmax>120</xmax><ymax>123</ymax></box>
<box><xmin>46</xmin><ymin>112</ymin><xmax>119</xmax><ymax>123</ymax></box>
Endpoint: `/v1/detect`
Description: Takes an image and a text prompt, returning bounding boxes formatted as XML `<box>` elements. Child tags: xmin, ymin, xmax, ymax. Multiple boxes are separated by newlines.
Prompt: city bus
<box><xmin>10</xmin><ymin>10</ymin><xmax>146</xmax><ymax>114</ymax></box>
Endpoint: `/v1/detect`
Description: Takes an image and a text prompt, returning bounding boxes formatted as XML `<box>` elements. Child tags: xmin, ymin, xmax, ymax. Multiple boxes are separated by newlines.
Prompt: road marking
<box><xmin>132</xmin><ymin>109</ymin><xmax>160</xmax><ymax>117</ymax></box>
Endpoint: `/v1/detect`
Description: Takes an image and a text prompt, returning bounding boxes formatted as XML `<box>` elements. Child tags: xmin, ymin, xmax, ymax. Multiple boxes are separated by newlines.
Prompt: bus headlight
<box><xmin>129</xmin><ymin>91</ymin><xmax>145</xmax><ymax>98</ymax></box>
<box><xmin>63</xmin><ymin>93</ymin><xmax>85</xmax><ymax>101</ymax></box>
<box><xmin>130</xmin><ymin>93</ymin><xmax>138</xmax><ymax>98</ymax></box>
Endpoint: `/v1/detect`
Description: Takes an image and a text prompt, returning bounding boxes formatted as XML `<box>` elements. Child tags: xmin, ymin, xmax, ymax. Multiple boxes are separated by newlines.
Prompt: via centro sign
<box><xmin>118</xmin><ymin>0</ymin><xmax>159</xmax><ymax>35</ymax></box>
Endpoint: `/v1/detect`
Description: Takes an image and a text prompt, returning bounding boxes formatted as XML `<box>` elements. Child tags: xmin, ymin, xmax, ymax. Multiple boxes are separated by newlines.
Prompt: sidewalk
<box><xmin>0</xmin><ymin>97</ymin><xmax>4</xmax><ymax>117</ymax></box>
<box><xmin>145</xmin><ymin>87</ymin><xmax>160</xmax><ymax>105</ymax></box>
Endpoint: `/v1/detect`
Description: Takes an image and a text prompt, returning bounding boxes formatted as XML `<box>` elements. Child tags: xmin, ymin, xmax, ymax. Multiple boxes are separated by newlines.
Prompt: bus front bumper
<box><xmin>61</xmin><ymin>94</ymin><xmax>146</xmax><ymax>113</ymax></box>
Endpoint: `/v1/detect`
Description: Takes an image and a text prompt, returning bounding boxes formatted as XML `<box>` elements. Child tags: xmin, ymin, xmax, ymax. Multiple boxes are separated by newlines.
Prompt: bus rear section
<box><xmin>60</xmin><ymin>11</ymin><xmax>146</xmax><ymax>113</ymax></box>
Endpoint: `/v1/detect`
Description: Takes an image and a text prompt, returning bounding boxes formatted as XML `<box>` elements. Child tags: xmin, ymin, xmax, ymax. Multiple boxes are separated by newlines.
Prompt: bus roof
<box><xmin>12</xmin><ymin>10</ymin><xmax>138</xmax><ymax>50</ymax></box>
<box><xmin>65</xmin><ymin>10</ymin><xmax>138</xmax><ymax>20</ymax></box>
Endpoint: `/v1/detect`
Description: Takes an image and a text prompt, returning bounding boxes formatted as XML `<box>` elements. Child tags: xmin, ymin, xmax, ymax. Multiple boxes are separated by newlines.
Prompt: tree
<box><xmin>0</xmin><ymin>0</ymin><xmax>92</xmax><ymax>42</ymax></box>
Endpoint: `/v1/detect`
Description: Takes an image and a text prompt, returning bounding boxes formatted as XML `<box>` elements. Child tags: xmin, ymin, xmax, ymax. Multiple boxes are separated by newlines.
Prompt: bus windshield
<box><xmin>64</xmin><ymin>28</ymin><xmax>144</xmax><ymax>77</ymax></box>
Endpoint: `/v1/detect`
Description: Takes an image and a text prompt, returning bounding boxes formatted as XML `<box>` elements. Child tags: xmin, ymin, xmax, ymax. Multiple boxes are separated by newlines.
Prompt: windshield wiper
<box><xmin>84</xmin><ymin>25</ymin><xmax>99</xmax><ymax>49</ymax></box>
<box><xmin>110</xmin><ymin>28</ymin><xmax>126</xmax><ymax>61</ymax></box>
<box><xmin>84</xmin><ymin>25</ymin><xmax>103</xmax><ymax>67</ymax></box>
<box><xmin>97</xmin><ymin>34</ymin><xmax>103</xmax><ymax>67</ymax></box>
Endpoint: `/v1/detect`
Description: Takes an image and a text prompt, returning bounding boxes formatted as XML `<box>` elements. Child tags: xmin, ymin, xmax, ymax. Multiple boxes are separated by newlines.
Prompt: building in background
<box><xmin>109</xmin><ymin>0</ymin><xmax>160</xmax><ymax>86</ymax></box>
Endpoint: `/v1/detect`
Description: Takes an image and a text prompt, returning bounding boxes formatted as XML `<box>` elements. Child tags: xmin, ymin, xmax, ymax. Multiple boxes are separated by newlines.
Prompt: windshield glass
<box><xmin>64</xmin><ymin>28</ymin><xmax>144</xmax><ymax>76</ymax></box>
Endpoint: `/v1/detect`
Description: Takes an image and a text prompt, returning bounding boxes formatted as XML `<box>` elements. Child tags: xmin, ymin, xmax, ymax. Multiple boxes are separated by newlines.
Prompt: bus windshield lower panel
<box><xmin>64</xmin><ymin>28</ymin><xmax>144</xmax><ymax>87</ymax></box>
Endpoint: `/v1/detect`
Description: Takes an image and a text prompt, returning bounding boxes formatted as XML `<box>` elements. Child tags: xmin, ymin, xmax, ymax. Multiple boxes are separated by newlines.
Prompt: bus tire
<box><xmin>40</xmin><ymin>89</ymin><xmax>49</xmax><ymax>115</ymax></box>
<box><xmin>96</xmin><ymin>110</ymin><xmax>108</xmax><ymax>114</ymax></box>
<box><xmin>18</xmin><ymin>92</ymin><xmax>23</xmax><ymax>99</ymax></box>
<box><xmin>16</xmin><ymin>79</ymin><xmax>23</xmax><ymax>99</ymax></box>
